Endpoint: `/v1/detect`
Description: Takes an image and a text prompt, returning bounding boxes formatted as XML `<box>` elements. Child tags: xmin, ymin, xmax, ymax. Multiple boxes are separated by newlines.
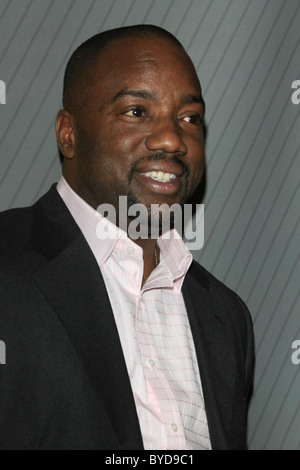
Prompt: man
<box><xmin>0</xmin><ymin>25</ymin><xmax>254</xmax><ymax>450</ymax></box>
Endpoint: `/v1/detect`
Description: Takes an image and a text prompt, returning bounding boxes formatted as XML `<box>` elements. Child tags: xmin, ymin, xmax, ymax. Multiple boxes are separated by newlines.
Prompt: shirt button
<box><xmin>127</xmin><ymin>246</ymin><xmax>135</xmax><ymax>255</ymax></box>
<box><xmin>171</xmin><ymin>423</ymin><xmax>178</xmax><ymax>432</ymax></box>
<box><xmin>149</xmin><ymin>359</ymin><xmax>156</xmax><ymax>368</ymax></box>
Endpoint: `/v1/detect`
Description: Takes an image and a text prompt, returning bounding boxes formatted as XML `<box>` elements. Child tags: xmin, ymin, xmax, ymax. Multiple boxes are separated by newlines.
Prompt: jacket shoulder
<box><xmin>0</xmin><ymin>207</ymin><xmax>33</xmax><ymax>250</ymax></box>
<box><xmin>187</xmin><ymin>259</ymin><xmax>253</xmax><ymax>331</ymax></box>
<box><xmin>187</xmin><ymin>259</ymin><xmax>237</xmax><ymax>297</ymax></box>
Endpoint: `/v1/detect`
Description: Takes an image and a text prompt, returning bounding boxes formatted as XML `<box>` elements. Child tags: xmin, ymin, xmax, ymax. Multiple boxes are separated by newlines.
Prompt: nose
<box><xmin>145</xmin><ymin>117</ymin><xmax>187</xmax><ymax>155</ymax></box>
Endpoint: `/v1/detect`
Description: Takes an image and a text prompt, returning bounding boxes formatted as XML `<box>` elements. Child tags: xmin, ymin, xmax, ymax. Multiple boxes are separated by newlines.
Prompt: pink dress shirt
<box><xmin>57</xmin><ymin>177</ymin><xmax>211</xmax><ymax>450</ymax></box>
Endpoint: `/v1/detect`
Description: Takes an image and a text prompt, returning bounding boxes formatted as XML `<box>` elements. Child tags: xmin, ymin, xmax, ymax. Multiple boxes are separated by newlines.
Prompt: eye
<box><xmin>124</xmin><ymin>107</ymin><xmax>146</xmax><ymax>118</ymax></box>
<box><xmin>182</xmin><ymin>114</ymin><xmax>203</xmax><ymax>126</ymax></box>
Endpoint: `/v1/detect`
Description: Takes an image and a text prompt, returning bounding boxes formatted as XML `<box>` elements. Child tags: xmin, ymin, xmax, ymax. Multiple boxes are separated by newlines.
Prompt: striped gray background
<box><xmin>0</xmin><ymin>0</ymin><xmax>299</xmax><ymax>450</ymax></box>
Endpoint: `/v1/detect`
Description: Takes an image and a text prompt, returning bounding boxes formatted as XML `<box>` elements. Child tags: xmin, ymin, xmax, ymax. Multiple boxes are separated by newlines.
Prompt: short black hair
<box><xmin>63</xmin><ymin>24</ymin><xmax>185</xmax><ymax>110</ymax></box>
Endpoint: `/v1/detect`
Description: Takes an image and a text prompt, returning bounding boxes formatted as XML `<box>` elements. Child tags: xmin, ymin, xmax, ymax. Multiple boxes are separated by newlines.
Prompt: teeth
<box><xmin>144</xmin><ymin>171</ymin><xmax>177</xmax><ymax>183</ymax></box>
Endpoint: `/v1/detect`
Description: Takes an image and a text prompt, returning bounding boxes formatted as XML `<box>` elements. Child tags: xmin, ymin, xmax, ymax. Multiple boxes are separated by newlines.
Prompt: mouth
<box><xmin>134</xmin><ymin>169</ymin><xmax>184</xmax><ymax>196</ymax></box>
<box><xmin>142</xmin><ymin>170</ymin><xmax>177</xmax><ymax>183</ymax></box>
<box><xmin>131</xmin><ymin>157</ymin><xmax>188</xmax><ymax>197</ymax></box>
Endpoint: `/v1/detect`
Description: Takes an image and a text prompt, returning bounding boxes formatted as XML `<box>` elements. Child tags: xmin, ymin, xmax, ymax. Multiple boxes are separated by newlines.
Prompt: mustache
<box><xmin>128</xmin><ymin>153</ymin><xmax>190</xmax><ymax>181</ymax></box>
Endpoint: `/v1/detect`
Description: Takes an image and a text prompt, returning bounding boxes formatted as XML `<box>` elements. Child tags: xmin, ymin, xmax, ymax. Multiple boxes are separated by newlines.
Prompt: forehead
<box><xmin>92</xmin><ymin>37</ymin><xmax>201</xmax><ymax>97</ymax></box>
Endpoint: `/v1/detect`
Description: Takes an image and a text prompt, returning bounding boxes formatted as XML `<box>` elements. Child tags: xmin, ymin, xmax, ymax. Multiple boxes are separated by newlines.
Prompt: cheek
<box><xmin>100</xmin><ymin>132</ymin><xmax>146</xmax><ymax>183</ymax></box>
<box><xmin>188</xmin><ymin>141</ymin><xmax>205</xmax><ymax>178</ymax></box>
<box><xmin>114</xmin><ymin>126</ymin><xmax>144</xmax><ymax>155</ymax></box>
<box><xmin>92</xmin><ymin>131</ymin><xmax>139</xmax><ymax>184</ymax></box>
<box><xmin>99</xmin><ymin>123</ymin><xmax>142</xmax><ymax>156</ymax></box>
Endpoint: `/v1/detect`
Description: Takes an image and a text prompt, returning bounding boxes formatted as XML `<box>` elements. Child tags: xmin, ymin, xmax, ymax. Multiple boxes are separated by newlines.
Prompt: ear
<box><xmin>55</xmin><ymin>109</ymin><xmax>76</xmax><ymax>159</ymax></box>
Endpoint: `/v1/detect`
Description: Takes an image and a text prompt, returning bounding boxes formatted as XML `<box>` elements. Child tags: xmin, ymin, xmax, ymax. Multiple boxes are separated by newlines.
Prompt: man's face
<box><xmin>65</xmin><ymin>37</ymin><xmax>205</xmax><ymax>215</ymax></box>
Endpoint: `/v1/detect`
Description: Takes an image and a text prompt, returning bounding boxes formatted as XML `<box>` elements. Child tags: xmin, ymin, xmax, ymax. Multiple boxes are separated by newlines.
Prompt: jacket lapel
<box><xmin>183</xmin><ymin>263</ymin><xmax>236</xmax><ymax>450</ymax></box>
<box><xmin>31</xmin><ymin>187</ymin><xmax>143</xmax><ymax>450</ymax></box>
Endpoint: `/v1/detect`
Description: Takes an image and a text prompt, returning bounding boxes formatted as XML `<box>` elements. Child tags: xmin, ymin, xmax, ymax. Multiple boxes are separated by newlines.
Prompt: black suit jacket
<box><xmin>0</xmin><ymin>186</ymin><xmax>254</xmax><ymax>450</ymax></box>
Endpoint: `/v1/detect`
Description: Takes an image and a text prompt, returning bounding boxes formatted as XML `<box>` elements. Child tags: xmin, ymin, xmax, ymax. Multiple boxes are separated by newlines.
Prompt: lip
<box><xmin>135</xmin><ymin>163</ymin><xmax>184</xmax><ymax>178</ymax></box>
<box><xmin>134</xmin><ymin>172</ymin><xmax>182</xmax><ymax>195</ymax></box>
<box><xmin>133</xmin><ymin>161</ymin><xmax>186</xmax><ymax>196</ymax></box>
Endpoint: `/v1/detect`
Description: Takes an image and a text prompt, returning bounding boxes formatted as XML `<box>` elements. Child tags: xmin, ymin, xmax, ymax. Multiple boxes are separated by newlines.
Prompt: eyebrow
<box><xmin>112</xmin><ymin>88</ymin><xmax>205</xmax><ymax>111</ymax></box>
<box><xmin>182</xmin><ymin>93</ymin><xmax>206</xmax><ymax>111</ymax></box>
<box><xmin>112</xmin><ymin>88</ymin><xmax>158</xmax><ymax>102</ymax></box>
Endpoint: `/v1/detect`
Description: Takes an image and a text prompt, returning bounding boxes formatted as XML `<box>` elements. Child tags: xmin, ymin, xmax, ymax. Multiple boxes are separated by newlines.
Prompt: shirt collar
<box><xmin>57</xmin><ymin>176</ymin><xmax>127</xmax><ymax>266</ymax></box>
<box><xmin>56</xmin><ymin>176</ymin><xmax>193</xmax><ymax>288</ymax></box>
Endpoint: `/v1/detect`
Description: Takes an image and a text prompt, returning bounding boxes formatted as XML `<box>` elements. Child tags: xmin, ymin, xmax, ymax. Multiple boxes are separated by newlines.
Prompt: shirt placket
<box><xmin>136</xmin><ymin>294</ymin><xmax>187</xmax><ymax>450</ymax></box>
